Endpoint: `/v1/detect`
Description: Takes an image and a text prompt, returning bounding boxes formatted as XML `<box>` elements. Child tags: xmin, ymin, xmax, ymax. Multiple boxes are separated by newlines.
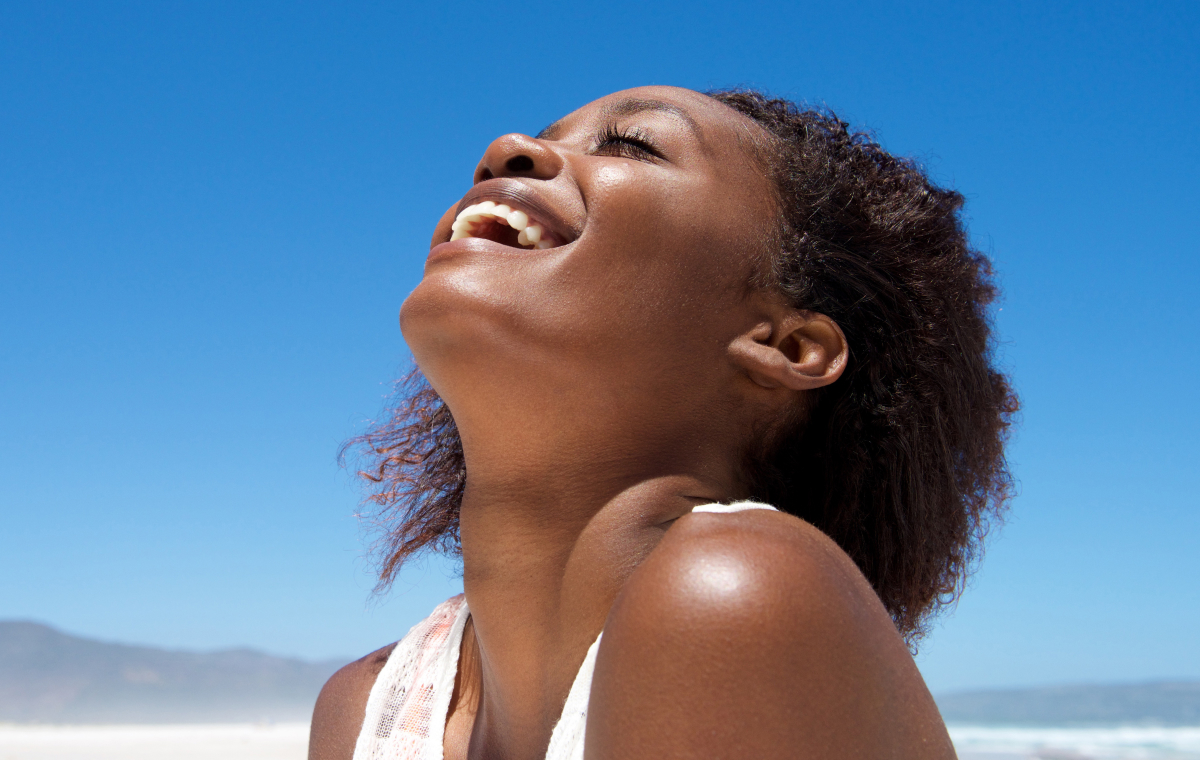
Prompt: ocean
<box><xmin>0</xmin><ymin>723</ymin><xmax>1198</xmax><ymax>759</ymax></box>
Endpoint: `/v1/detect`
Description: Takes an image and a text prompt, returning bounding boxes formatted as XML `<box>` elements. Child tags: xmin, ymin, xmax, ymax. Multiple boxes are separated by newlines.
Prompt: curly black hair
<box><xmin>343</xmin><ymin>89</ymin><xmax>1018</xmax><ymax>643</ymax></box>
<box><xmin>712</xmin><ymin>90</ymin><xmax>1018</xmax><ymax>639</ymax></box>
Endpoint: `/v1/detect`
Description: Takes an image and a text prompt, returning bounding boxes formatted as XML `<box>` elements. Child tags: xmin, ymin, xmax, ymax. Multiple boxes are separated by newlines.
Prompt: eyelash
<box><xmin>592</xmin><ymin>125</ymin><xmax>664</xmax><ymax>161</ymax></box>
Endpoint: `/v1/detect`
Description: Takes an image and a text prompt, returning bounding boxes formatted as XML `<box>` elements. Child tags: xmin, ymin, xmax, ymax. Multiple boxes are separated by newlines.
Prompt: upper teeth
<box><xmin>449</xmin><ymin>200</ymin><xmax>551</xmax><ymax>249</ymax></box>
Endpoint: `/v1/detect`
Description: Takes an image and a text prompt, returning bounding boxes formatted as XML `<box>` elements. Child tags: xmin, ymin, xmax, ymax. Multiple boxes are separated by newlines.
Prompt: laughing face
<box><xmin>400</xmin><ymin>86</ymin><xmax>785</xmax><ymax>475</ymax></box>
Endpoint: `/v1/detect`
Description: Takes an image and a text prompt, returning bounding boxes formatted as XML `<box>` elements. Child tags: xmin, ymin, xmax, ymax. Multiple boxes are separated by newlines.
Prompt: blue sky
<box><xmin>1</xmin><ymin>1</ymin><xmax>1196</xmax><ymax>694</ymax></box>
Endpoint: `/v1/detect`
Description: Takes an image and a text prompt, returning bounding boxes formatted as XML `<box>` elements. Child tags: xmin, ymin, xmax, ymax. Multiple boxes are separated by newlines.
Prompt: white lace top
<box><xmin>351</xmin><ymin>501</ymin><xmax>778</xmax><ymax>760</ymax></box>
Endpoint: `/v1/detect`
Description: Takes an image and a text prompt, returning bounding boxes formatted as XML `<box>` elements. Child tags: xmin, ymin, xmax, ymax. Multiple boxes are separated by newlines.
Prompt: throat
<box><xmin>448</xmin><ymin>477</ymin><xmax>715</xmax><ymax>759</ymax></box>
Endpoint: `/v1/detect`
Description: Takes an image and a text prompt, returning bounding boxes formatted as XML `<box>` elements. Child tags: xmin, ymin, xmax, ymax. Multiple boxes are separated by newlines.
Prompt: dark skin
<box><xmin>310</xmin><ymin>86</ymin><xmax>955</xmax><ymax>760</ymax></box>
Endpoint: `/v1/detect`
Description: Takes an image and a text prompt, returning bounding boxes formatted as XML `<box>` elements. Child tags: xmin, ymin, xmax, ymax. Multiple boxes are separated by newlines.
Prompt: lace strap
<box><xmin>352</xmin><ymin>594</ymin><xmax>469</xmax><ymax>760</ymax></box>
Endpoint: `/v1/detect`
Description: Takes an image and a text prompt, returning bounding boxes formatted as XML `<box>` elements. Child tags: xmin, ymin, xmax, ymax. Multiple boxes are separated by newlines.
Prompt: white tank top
<box><xmin>352</xmin><ymin>501</ymin><xmax>777</xmax><ymax>760</ymax></box>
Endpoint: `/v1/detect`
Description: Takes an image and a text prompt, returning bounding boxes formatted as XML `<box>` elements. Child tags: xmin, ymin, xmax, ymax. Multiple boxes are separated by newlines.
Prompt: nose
<box><xmin>474</xmin><ymin>133</ymin><xmax>563</xmax><ymax>184</ymax></box>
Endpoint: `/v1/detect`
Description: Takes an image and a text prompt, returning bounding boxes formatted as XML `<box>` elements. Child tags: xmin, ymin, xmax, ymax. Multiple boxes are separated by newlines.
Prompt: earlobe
<box><xmin>729</xmin><ymin>313</ymin><xmax>848</xmax><ymax>392</ymax></box>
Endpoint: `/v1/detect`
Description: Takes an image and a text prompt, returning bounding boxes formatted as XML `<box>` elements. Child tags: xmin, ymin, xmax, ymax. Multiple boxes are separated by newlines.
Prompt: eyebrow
<box><xmin>535</xmin><ymin>97</ymin><xmax>704</xmax><ymax>142</ymax></box>
<box><xmin>535</xmin><ymin>119</ymin><xmax>565</xmax><ymax>141</ymax></box>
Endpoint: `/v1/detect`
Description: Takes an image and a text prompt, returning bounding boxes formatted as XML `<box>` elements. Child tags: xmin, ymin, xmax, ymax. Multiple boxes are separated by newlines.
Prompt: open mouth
<box><xmin>449</xmin><ymin>201</ymin><xmax>559</xmax><ymax>250</ymax></box>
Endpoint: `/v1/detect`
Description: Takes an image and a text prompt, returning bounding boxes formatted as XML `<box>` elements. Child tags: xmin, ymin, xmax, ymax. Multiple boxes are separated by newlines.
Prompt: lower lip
<box><xmin>425</xmin><ymin>237</ymin><xmax>559</xmax><ymax>266</ymax></box>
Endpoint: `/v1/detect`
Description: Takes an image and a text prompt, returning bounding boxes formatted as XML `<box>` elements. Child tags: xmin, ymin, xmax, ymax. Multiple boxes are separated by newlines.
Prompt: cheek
<box><xmin>578</xmin><ymin>170</ymin><xmax>757</xmax><ymax>328</ymax></box>
<box><xmin>401</xmin><ymin>167</ymin><xmax>768</xmax><ymax>388</ymax></box>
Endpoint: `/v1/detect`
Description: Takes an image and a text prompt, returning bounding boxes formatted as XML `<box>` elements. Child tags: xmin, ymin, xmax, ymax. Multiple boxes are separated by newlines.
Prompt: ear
<box><xmin>728</xmin><ymin>311</ymin><xmax>848</xmax><ymax>391</ymax></box>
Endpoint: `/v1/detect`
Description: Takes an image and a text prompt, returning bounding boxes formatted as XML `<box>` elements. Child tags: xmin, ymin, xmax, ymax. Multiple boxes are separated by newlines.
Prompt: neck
<box><xmin>456</xmin><ymin>452</ymin><xmax>728</xmax><ymax>759</ymax></box>
<box><xmin>432</xmin><ymin>376</ymin><xmax>744</xmax><ymax>758</ymax></box>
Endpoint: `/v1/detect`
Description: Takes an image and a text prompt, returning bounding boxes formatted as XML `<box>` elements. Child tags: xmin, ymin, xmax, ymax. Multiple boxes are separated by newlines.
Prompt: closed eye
<box><xmin>591</xmin><ymin>125</ymin><xmax>665</xmax><ymax>161</ymax></box>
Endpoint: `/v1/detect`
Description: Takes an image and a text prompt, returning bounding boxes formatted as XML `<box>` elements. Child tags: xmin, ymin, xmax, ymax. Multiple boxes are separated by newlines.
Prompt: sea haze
<box><xmin>0</xmin><ymin>621</ymin><xmax>349</xmax><ymax>723</ymax></box>
<box><xmin>938</xmin><ymin>682</ymin><xmax>1200</xmax><ymax>727</ymax></box>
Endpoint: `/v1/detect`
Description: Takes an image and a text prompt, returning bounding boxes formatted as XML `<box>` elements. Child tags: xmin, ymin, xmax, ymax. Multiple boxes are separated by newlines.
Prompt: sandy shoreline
<box><xmin>2</xmin><ymin>723</ymin><xmax>1200</xmax><ymax>759</ymax></box>
<box><xmin>948</xmin><ymin>725</ymin><xmax>1200</xmax><ymax>759</ymax></box>
<box><xmin>0</xmin><ymin>723</ymin><xmax>309</xmax><ymax>760</ymax></box>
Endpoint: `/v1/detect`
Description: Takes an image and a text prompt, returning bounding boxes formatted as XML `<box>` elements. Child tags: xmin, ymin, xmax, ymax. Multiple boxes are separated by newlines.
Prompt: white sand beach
<box><xmin>0</xmin><ymin>723</ymin><xmax>309</xmax><ymax>760</ymax></box>
<box><xmin>949</xmin><ymin>725</ymin><xmax>1200</xmax><ymax>759</ymax></box>
<box><xmin>3</xmin><ymin>723</ymin><xmax>1200</xmax><ymax>759</ymax></box>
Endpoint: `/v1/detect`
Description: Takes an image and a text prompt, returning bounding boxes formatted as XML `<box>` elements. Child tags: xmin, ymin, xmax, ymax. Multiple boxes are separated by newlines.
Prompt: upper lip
<box><xmin>452</xmin><ymin>179</ymin><xmax>579</xmax><ymax>247</ymax></box>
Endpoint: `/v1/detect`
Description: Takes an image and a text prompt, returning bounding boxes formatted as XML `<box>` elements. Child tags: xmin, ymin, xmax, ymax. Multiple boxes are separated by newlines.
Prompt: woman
<box><xmin>310</xmin><ymin>86</ymin><xmax>1017</xmax><ymax>760</ymax></box>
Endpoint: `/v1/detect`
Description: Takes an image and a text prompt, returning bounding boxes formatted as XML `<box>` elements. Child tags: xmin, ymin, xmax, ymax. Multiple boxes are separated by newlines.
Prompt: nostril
<box><xmin>505</xmin><ymin>155</ymin><xmax>534</xmax><ymax>173</ymax></box>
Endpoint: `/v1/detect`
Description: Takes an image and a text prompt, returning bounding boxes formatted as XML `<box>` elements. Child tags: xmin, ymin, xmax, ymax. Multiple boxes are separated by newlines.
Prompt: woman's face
<box><xmin>401</xmin><ymin>86</ymin><xmax>781</xmax><ymax>465</ymax></box>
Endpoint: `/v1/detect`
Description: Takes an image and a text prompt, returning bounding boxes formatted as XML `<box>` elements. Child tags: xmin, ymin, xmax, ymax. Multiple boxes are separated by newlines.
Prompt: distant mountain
<box><xmin>0</xmin><ymin>620</ymin><xmax>349</xmax><ymax>723</ymax></box>
<box><xmin>937</xmin><ymin>681</ymin><xmax>1200</xmax><ymax>726</ymax></box>
<box><xmin>9</xmin><ymin>620</ymin><xmax>1197</xmax><ymax>728</ymax></box>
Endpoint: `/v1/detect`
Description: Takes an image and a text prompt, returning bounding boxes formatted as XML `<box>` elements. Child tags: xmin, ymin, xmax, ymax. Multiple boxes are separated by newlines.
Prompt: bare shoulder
<box><xmin>587</xmin><ymin>509</ymin><xmax>954</xmax><ymax>759</ymax></box>
<box><xmin>307</xmin><ymin>643</ymin><xmax>396</xmax><ymax>760</ymax></box>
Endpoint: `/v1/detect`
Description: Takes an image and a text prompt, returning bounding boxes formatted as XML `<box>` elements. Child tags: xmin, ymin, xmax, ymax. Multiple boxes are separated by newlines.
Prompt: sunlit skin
<box><xmin>309</xmin><ymin>86</ymin><xmax>955</xmax><ymax>760</ymax></box>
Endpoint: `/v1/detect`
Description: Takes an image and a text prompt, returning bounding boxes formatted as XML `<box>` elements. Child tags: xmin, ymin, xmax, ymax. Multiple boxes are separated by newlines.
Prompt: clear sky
<box><xmin>1</xmin><ymin>1</ymin><xmax>1196</xmax><ymax>694</ymax></box>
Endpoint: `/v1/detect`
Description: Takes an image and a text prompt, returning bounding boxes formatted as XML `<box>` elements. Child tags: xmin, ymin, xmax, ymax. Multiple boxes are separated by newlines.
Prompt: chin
<box><xmin>398</xmin><ymin>278</ymin><xmax>472</xmax><ymax>389</ymax></box>
<box><xmin>398</xmin><ymin>273</ymin><xmax>533</xmax><ymax>409</ymax></box>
